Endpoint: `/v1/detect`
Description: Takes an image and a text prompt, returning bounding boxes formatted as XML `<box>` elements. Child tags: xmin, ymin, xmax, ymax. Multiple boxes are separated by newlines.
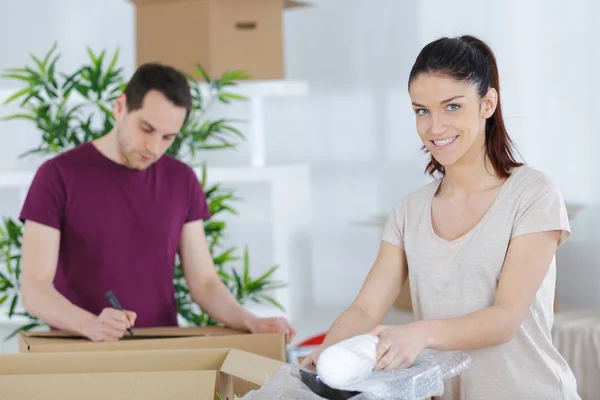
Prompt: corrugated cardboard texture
<box><xmin>131</xmin><ymin>0</ymin><xmax>310</xmax><ymax>80</ymax></box>
<box><xmin>18</xmin><ymin>327</ymin><xmax>286</xmax><ymax>397</ymax></box>
<box><xmin>19</xmin><ymin>327</ymin><xmax>285</xmax><ymax>360</ymax></box>
<box><xmin>4</xmin><ymin>371</ymin><xmax>212</xmax><ymax>400</ymax></box>
<box><xmin>0</xmin><ymin>348</ymin><xmax>283</xmax><ymax>400</ymax></box>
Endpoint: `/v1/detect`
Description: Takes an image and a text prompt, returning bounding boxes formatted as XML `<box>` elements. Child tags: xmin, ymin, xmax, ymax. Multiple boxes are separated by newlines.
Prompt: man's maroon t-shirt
<box><xmin>19</xmin><ymin>142</ymin><xmax>211</xmax><ymax>328</ymax></box>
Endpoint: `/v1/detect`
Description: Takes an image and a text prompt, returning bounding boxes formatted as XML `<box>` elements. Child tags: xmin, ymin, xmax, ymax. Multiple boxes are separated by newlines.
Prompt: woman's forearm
<box><xmin>321</xmin><ymin>304</ymin><xmax>381</xmax><ymax>348</ymax></box>
<box><xmin>421</xmin><ymin>305</ymin><xmax>518</xmax><ymax>351</ymax></box>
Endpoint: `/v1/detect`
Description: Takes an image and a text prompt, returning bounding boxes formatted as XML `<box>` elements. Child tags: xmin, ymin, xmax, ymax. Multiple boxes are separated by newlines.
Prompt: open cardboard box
<box><xmin>18</xmin><ymin>326</ymin><xmax>287</xmax><ymax>395</ymax></box>
<box><xmin>130</xmin><ymin>0</ymin><xmax>312</xmax><ymax>80</ymax></box>
<box><xmin>0</xmin><ymin>347</ymin><xmax>284</xmax><ymax>400</ymax></box>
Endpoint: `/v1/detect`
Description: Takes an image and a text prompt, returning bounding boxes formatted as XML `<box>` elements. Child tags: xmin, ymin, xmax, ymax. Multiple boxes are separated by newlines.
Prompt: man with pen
<box><xmin>17</xmin><ymin>63</ymin><xmax>296</xmax><ymax>343</ymax></box>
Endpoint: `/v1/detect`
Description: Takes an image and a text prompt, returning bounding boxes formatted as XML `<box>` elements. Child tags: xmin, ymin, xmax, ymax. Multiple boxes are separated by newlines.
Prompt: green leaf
<box><xmin>8</xmin><ymin>295</ymin><xmax>18</xmax><ymax>317</ymax></box>
<box><xmin>218</xmin><ymin>92</ymin><xmax>248</xmax><ymax>103</ymax></box>
<box><xmin>0</xmin><ymin>73</ymin><xmax>34</xmax><ymax>83</ymax></box>
<box><xmin>5</xmin><ymin>322</ymin><xmax>44</xmax><ymax>341</ymax></box>
<box><xmin>232</xmin><ymin>268</ymin><xmax>243</xmax><ymax>299</ymax></box>
<box><xmin>243</xmin><ymin>247</ymin><xmax>250</xmax><ymax>285</ymax></box>
<box><xmin>1</xmin><ymin>113</ymin><xmax>36</xmax><ymax>122</ymax></box>
<box><xmin>194</xmin><ymin>64</ymin><xmax>211</xmax><ymax>83</ymax></box>
<box><xmin>2</xmin><ymin>88</ymin><xmax>32</xmax><ymax>105</ymax></box>
<box><xmin>218</xmin><ymin>70</ymin><xmax>252</xmax><ymax>86</ymax></box>
<box><xmin>255</xmin><ymin>294</ymin><xmax>285</xmax><ymax>311</ymax></box>
<box><xmin>0</xmin><ymin>295</ymin><xmax>7</xmax><ymax>306</ymax></box>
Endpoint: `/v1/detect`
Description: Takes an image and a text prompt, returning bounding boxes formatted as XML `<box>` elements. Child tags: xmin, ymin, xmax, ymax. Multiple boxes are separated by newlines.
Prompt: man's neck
<box><xmin>92</xmin><ymin>130</ymin><xmax>125</xmax><ymax>166</ymax></box>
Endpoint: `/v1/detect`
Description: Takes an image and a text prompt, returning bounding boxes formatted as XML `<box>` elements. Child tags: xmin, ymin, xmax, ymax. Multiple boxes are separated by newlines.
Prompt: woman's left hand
<box><xmin>369</xmin><ymin>323</ymin><xmax>429</xmax><ymax>370</ymax></box>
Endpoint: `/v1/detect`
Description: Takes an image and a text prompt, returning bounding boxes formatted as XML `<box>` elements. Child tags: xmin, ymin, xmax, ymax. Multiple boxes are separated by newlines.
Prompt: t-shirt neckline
<box><xmin>426</xmin><ymin>166</ymin><xmax>522</xmax><ymax>244</ymax></box>
<box><xmin>85</xmin><ymin>141</ymin><xmax>150</xmax><ymax>173</ymax></box>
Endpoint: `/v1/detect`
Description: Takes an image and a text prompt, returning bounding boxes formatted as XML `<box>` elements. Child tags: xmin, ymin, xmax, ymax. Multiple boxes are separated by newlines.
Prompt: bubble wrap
<box><xmin>237</xmin><ymin>349</ymin><xmax>471</xmax><ymax>400</ymax></box>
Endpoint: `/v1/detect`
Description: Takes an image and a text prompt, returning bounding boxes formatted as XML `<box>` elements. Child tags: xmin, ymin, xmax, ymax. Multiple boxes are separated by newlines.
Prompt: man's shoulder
<box><xmin>40</xmin><ymin>142</ymin><xmax>95</xmax><ymax>169</ymax></box>
<box><xmin>155</xmin><ymin>155</ymin><xmax>198</xmax><ymax>183</ymax></box>
<box><xmin>33</xmin><ymin>143</ymin><xmax>95</xmax><ymax>180</ymax></box>
<box><xmin>157</xmin><ymin>154</ymin><xmax>195</xmax><ymax>173</ymax></box>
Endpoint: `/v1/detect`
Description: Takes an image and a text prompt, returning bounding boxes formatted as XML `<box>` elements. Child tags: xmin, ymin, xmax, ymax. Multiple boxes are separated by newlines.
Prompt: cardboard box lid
<box><xmin>0</xmin><ymin>348</ymin><xmax>282</xmax><ymax>380</ymax></box>
<box><xmin>129</xmin><ymin>0</ymin><xmax>311</xmax><ymax>8</ymax></box>
<box><xmin>18</xmin><ymin>327</ymin><xmax>287</xmax><ymax>363</ymax></box>
<box><xmin>20</xmin><ymin>325</ymin><xmax>244</xmax><ymax>341</ymax></box>
<box><xmin>0</xmin><ymin>348</ymin><xmax>284</xmax><ymax>399</ymax></box>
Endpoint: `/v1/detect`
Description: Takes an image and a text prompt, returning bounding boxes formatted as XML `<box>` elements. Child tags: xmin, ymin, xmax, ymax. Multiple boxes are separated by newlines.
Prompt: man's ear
<box><xmin>481</xmin><ymin>87</ymin><xmax>498</xmax><ymax>119</ymax></box>
<box><xmin>113</xmin><ymin>93</ymin><xmax>127</xmax><ymax>120</ymax></box>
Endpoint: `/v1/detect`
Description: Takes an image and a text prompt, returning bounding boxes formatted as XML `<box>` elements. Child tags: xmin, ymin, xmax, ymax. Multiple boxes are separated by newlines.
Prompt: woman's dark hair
<box><xmin>123</xmin><ymin>63</ymin><xmax>192</xmax><ymax>123</ymax></box>
<box><xmin>408</xmin><ymin>35</ymin><xmax>522</xmax><ymax>179</ymax></box>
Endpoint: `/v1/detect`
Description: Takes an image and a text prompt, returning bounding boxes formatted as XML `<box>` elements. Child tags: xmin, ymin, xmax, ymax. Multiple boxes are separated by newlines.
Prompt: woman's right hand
<box><xmin>300</xmin><ymin>345</ymin><xmax>326</xmax><ymax>367</ymax></box>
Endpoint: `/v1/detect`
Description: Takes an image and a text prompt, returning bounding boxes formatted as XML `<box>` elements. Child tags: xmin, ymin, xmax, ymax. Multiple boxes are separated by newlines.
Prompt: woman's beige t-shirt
<box><xmin>382</xmin><ymin>165</ymin><xmax>580</xmax><ymax>400</ymax></box>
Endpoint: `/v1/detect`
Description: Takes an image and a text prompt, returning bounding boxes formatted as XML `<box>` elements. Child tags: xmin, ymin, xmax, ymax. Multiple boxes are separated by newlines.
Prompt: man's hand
<box><xmin>179</xmin><ymin>220</ymin><xmax>298</xmax><ymax>342</ymax></box>
<box><xmin>370</xmin><ymin>323</ymin><xmax>429</xmax><ymax>370</ymax></box>
<box><xmin>85</xmin><ymin>308</ymin><xmax>137</xmax><ymax>342</ymax></box>
<box><xmin>247</xmin><ymin>316</ymin><xmax>297</xmax><ymax>344</ymax></box>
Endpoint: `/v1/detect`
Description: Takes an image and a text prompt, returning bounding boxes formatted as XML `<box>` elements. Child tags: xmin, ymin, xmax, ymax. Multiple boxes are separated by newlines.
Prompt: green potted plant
<box><xmin>0</xmin><ymin>43</ymin><xmax>287</xmax><ymax>338</ymax></box>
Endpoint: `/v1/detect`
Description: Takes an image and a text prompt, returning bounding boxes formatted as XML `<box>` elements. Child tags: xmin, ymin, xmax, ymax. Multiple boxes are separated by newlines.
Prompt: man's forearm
<box><xmin>190</xmin><ymin>277</ymin><xmax>256</xmax><ymax>331</ymax></box>
<box><xmin>420</xmin><ymin>305</ymin><xmax>518</xmax><ymax>351</ymax></box>
<box><xmin>21</xmin><ymin>282</ymin><xmax>95</xmax><ymax>336</ymax></box>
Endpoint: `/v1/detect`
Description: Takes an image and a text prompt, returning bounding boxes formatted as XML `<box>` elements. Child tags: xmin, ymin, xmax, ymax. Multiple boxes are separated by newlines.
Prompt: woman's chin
<box><xmin>431</xmin><ymin>153</ymin><xmax>459</xmax><ymax>168</ymax></box>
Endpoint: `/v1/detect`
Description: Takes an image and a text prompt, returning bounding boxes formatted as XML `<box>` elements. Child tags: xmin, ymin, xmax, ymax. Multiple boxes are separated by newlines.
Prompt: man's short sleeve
<box><xmin>185</xmin><ymin>168</ymin><xmax>211</xmax><ymax>223</ymax></box>
<box><xmin>19</xmin><ymin>160</ymin><xmax>66</xmax><ymax>230</ymax></box>
<box><xmin>512</xmin><ymin>172</ymin><xmax>571</xmax><ymax>248</ymax></box>
<box><xmin>382</xmin><ymin>198</ymin><xmax>407</xmax><ymax>249</ymax></box>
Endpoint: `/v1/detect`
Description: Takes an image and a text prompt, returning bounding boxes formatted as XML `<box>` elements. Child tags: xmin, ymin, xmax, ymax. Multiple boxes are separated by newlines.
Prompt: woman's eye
<box><xmin>447</xmin><ymin>104</ymin><xmax>460</xmax><ymax>111</ymax></box>
<box><xmin>414</xmin><ymin>109</ymin><xmax>429</xmax><ymax>116</ymax></box>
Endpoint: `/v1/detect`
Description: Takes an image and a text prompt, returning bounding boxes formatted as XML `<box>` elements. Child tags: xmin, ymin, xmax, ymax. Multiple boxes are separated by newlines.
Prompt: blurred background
<box><xmin>0</xmin><ymin>0</ymin><xmax>599</xmax><ymax>395</ymax></box>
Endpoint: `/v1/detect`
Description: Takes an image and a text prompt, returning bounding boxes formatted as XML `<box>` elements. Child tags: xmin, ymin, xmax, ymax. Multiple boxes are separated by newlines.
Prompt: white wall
<box><xmin>0</xmin><ymin>0</ymin><xmax>599</xmax><ymax>312</ymax></box>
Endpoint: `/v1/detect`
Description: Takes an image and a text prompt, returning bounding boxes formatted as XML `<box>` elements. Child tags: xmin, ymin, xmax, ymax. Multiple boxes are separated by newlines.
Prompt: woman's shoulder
<box><xmin>506</xmin><ymin>165</ymin><xmax>563</xmax><ymax>199</ymax></box>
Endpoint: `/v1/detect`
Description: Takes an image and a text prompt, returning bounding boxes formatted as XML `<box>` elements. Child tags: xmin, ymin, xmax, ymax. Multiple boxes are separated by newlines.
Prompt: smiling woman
<box><xmin>408</xmin><ymin>35</ymin><xmax>522</xmax><ymax>179</ymax></box>
<box><xmin>302</xmin><ymin>35</ymin><xmax>581</xmax><ymax>400</ymax></box>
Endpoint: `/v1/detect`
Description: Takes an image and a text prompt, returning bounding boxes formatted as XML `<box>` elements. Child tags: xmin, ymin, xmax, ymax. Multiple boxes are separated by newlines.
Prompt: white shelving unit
<box><xmin>0</xmin><ymin>80</ymin><xmax>313</xmax><ymax>332</ymax></box>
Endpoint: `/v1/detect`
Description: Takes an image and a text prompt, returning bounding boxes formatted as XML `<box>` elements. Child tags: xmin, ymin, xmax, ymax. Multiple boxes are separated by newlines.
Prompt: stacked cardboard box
<box><xmin>1</xmin><ymin>326</ymin><xmax>289</xmax><ymax>399</ymax></box>
<box><xmin>130</xmin><ymin>0</ymin><xmax>311</xmax><ymax>80</ymax></box>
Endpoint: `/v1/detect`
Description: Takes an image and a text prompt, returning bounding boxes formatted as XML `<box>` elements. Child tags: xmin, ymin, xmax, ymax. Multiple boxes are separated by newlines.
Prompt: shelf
<box><xmin>0</xmin><ymin>164</ymin><xmax>310</xmax><ymax>188</ymax></box>
<box><xmin>0</xmin><ymin>80</ymin><xmax>309</xmax><ymax>106</ymax></box>
<box><xmin>214</xmin><ymin>80</ymin><xmax>308</xmax><ymax>98</ymax></box>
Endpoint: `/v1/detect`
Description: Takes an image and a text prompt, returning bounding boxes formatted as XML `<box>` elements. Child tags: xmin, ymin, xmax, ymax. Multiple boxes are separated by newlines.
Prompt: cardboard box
<box><xmin>19</xmin><ymin>326</ymin><xmax>286</xmax><ymax>396</ymax></box>
<box><xmin>130</xmin><ymin>0</ymin><xmax>310</xmax><ymax>80</ymax></box>
<box><xmin>0</xmin><ymin>347</ymin><xmax>283</xmax><ymax>399</ymax></box>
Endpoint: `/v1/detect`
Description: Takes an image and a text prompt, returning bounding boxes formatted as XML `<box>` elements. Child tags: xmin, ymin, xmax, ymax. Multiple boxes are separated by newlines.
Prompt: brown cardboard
<box><xmin>19</xmin><ymin>326</ymin><xmax>287</xmax><ymax>396</ymax></box>
<box><xmin>18</xmin><ymin>326</ymin><xmax>285</xmax><ymax>359</ymax></box>
<box><xmin>0</xmin><ymin>348</ymin><xmax>283</xmax><ymax>400</ymax></box>
<box><xmin>130</xmin><ymin>0</ymin><xmax>310</xmax><ymax>80</ymax></box>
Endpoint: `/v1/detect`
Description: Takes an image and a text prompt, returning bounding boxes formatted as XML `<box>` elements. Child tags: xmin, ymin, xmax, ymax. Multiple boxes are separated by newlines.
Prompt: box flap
<box><xmin>20</xmin><ymin>326</ymin><xmax>243</xmax><ymax>341</ymax></box>
<box><xmin>0</xmin><ymin>348</ymin><xmax>229</xmax><ymax>374</ymax></box>
<box><xmin>220</xmin><ymin>349</ymin><xmax>284</xmax><ymax>386</ymax></box>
